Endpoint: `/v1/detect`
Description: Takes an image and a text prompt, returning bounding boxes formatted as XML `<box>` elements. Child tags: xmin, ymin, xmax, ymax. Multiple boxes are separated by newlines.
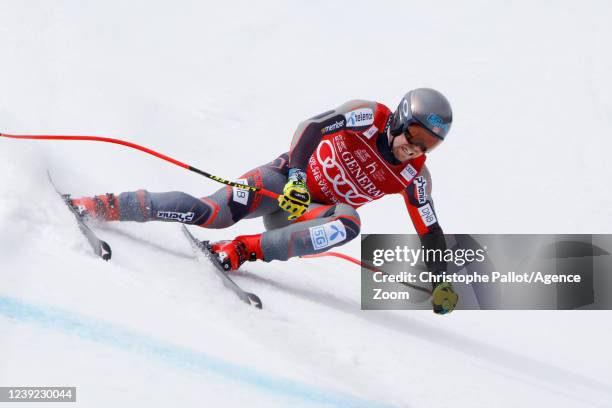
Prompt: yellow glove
<box><xmin>277</xmin><ymin>168</ymin><xmax>311</xmax><ymax>220</ymax></box>
<box><xmin>432</xmin><ymin>282</ymin><xmax>458</xmax><ymax>315</ymax></box>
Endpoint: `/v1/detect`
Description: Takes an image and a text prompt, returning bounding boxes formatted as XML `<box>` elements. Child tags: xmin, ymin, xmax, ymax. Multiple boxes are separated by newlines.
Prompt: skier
<box><xmin>70</xmin><ymin>88</ymin><xmax>458</xmax><ymax>314</ymax></box>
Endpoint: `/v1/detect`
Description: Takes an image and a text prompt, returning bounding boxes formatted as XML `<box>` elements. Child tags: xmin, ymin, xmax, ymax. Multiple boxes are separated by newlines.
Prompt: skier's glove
<box><xmin>278</xmin><ymin>168</ymin><xmax>310</xmax><ymax>220</ymax></box>
<box><xmin>432</xmin><ymin>281</ymin><xmax>458</xmax><ymax>315</ymax></box>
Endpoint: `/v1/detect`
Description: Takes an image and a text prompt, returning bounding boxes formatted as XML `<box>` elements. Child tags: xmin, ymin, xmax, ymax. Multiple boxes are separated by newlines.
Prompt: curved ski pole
<box><xmin>301</xmin><ymin>251</ymin><xmax>432</xmax><ymax>294</ymax></box>
<box><xmin>0</xmin><ymin>133</ymin><xmax>279</xmax><ymax>200</ymax></box>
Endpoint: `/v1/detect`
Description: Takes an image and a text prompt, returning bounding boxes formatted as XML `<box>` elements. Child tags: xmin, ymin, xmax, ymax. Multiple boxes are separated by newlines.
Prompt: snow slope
<box><xmin>1</xmin><ymin>1</ymin><xmax>611</xmax><ymax>407</ymax></box>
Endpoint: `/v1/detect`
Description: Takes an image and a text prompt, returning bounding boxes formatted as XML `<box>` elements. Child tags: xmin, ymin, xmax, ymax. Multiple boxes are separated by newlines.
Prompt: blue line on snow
<box><xmin>0</xmin><ymin>295</ymin><xmax>397</xmax><ymax>408</ymax></box>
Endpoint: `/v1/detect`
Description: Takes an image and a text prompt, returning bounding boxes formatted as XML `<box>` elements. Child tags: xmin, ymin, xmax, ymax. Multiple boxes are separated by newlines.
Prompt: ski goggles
<box><xmin>390</xmin><ymin>117</ymin><xmax>443</xmax><ymax>153</ymax></box>
<box><xmin>404</xmin><ymin>124</ymin><xmax>443</xmax><ymax>153</ymax></box>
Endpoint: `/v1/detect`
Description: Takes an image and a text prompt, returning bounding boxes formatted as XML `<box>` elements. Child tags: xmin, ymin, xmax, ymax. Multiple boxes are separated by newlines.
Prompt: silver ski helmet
<box><xmin>389</xmin><ymin>88</ymin><xmax>452</xmax><ymax>152</ymax></box>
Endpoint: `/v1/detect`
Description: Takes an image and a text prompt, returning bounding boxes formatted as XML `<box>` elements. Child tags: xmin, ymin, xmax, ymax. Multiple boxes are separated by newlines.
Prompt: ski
<box><xmin>182</xmin><ymin>225</ymin><xmax>262</xmax><ymax>309</ymax></box>
<box><xmin>47</xmin><ymin>173</ymin><xmax>112</xmax><ymax>261</ymax></box>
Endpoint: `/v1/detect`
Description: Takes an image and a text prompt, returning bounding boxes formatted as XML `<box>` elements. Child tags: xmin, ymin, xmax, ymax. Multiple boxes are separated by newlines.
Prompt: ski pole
<box><xmin>0</xmin><ymin>133</ymin><xmax>279</xmax><ymax>199</ymax></box>
<box><xmin>301</xmin><ymin>252</ymin><xmax>432</xmax><ymax>294</ymax></box>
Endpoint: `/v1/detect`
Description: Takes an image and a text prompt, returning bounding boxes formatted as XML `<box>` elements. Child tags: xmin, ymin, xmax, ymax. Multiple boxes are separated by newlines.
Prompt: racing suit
<box><xmin>82</xmin><ymin>99</ymin><xmax>446</xmax><ymax>271</ymax></box>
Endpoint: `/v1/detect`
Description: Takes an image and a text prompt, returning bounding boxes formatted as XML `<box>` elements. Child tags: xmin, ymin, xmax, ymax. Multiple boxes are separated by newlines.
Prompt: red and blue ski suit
<box><xmin>78</xmin><ymin>99</ymin><xmax>446</xmax><ymax>271</ymax></box>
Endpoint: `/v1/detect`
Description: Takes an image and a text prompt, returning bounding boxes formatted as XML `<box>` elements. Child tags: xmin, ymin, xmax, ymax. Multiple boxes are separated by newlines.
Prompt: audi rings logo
<box><xmin>315</xmin><ymin>140</ymin><xmax>377</xmax><ymax>206</ymax></box>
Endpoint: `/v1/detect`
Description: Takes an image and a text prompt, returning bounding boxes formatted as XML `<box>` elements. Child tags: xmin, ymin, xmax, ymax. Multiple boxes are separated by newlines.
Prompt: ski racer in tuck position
<box><xmin>71</xmin><ymin>88</ymin><xmax>459</xmax><ymax>314</ymax></box>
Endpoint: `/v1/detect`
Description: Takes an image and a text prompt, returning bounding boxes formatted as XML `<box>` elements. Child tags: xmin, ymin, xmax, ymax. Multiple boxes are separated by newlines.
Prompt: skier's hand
<box><xmin>432</xmin><ymin>282</ymin><xmax>458</xmax><ymax>315</ymax></box>
<box><xmin>278</xmin><ymin>168</ymin><xmax>310</xmax><ymax>220</ymax></box>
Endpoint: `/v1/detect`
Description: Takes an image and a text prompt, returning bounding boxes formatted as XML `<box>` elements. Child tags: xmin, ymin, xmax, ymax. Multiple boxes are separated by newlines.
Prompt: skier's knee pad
<box><xmin>331</xmin><ymin>204</ymin><xmax>361</xmax><ymax>242</ymax></box>
<box><xmin>263</xmin><ymin>210</ymin><xmax>292</xmax><ymax>231</ymax></box>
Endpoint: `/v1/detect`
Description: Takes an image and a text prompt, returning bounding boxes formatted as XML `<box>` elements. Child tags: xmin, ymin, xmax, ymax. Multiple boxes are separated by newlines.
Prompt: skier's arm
<box><xmin>288</xmin><ymin>99</ymin><xmax>378</xmax><ymax>170</ymax></box>
<box><xmin>278</xmin><ymin>99</ymin><xmax>376</xmax><ymax>220</ymax></box>
<box><xmin>400</xmin><ymin>167</ymin><xmax>458</xmax><ymax>314</ymax></box>
<box><xmin>399</xmin><ymin>166</ymin><xmax>447</xmax><ymax>273</ymax></box>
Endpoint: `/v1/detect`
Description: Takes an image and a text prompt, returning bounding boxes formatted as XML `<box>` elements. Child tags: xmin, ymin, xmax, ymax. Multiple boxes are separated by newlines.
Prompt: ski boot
<box><xmin>68</xmin><ymin>193</ymin><xmax>120</xmax><ymax>221</ymax></box>
<box><xmin>209</xmin><ymin>234</ymin><xmax>264</xmax><ymax>271</ymax></box>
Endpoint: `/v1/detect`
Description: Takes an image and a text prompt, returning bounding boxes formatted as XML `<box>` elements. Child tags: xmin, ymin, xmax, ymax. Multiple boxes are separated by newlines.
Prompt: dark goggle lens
<box><xmin>405</xmin><ymin>124</ymin><xmax>443</xmax><ymax>152</ymax></box>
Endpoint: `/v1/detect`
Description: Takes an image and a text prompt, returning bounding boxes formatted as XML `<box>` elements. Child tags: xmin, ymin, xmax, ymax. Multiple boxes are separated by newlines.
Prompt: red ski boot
<box><xmin>69</xmin><ymin>194</ymin><xmax>120</xmax><ymax>221</ymax></box>
<box><xmin>210</xmin><ymin>234</ymin><xmax>264</xmax><ymax>271</ymax></box>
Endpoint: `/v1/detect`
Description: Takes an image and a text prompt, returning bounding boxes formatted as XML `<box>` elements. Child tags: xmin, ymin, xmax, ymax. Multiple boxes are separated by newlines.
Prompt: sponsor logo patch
<box><xmin>401</xmin><ymin>98</ymin><xmax>410</xmax><ymax>117</ymax></box>
<box><xmin>414</xmin><ymin>176</ymin><xmax>427</xmax><ymax>204</ymax></box>
<box><xmin>345</xmin><ymin>108</ymin><xmax>374</xmax><ymax>128</ymax></box>
<box><xmin>426</xmin><ymin>113</ymin><xmax>449</xmax><ymax>134</ymax></box>
<box><xmin>309</xmin><ymin>220</ymin><xmax>347</xmax><ymax>250</ymax></box>
<box><xmin>157</xmin><ymin>211</ymin><xmax>195</xmax><ymax>223</ymax></box>
<box><xmin>362</xmin><ymin>125</ymin><xmax>378</xmax><ymax>139</ymax></box>
<box><xmin>313</xmin><ymin>138</ymin><xmax>384</xmax><ymax>205</ymax></box>
<box><xmin>355</xmin><ymin>149</ymin><xmax>371</xmax><ymax>162</ymax></box>
<box><xmin>232</xmin><ymin>178</ymin><xmax>249</xmax><ymax>205</ymax></box>
<box><xmin>418</xmin><ymin>203</ymin><xmax>437</xmax><ymax>227</ymax></box>
<box><xmin>322</xmin><ymin>119</ymin><xmax>345</xmax><ymax>134</ymax></box>
<box><xmin>400</xmin><ymin>164</ymin><xmax>418</xmax><ymax>183</ymax></box>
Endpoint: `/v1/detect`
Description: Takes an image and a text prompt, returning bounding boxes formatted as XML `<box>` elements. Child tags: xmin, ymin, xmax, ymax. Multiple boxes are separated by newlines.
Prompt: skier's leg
<box><xmin>260</xmin><ymin>203</ymin><xmax>361</xmax><ymax>262</ymax></box>
<box><xmin>70</xmin><ymin>190</ymin><xmax>218</xmax><ymax>225</ymax></box>
<box><xmin>195</xmin><ymin>153</ymin><xmax>289</xmax><ymax>229</ymax></box>
<box><xmin>69</xmin><ymin>153</ymin><xmax>289</xmax><ymax>228</ymax></box>
<box><xmin>210</xmin><ymin>203</ymin><xmax>361</xmax><ymax>271</ymax></box>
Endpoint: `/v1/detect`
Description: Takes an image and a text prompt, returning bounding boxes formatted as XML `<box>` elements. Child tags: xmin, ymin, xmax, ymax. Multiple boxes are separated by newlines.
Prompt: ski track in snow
<box><xmin>0</xmin><ymin>296</ymin><xmax>395</xmax><ymax>408</ymax></box>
